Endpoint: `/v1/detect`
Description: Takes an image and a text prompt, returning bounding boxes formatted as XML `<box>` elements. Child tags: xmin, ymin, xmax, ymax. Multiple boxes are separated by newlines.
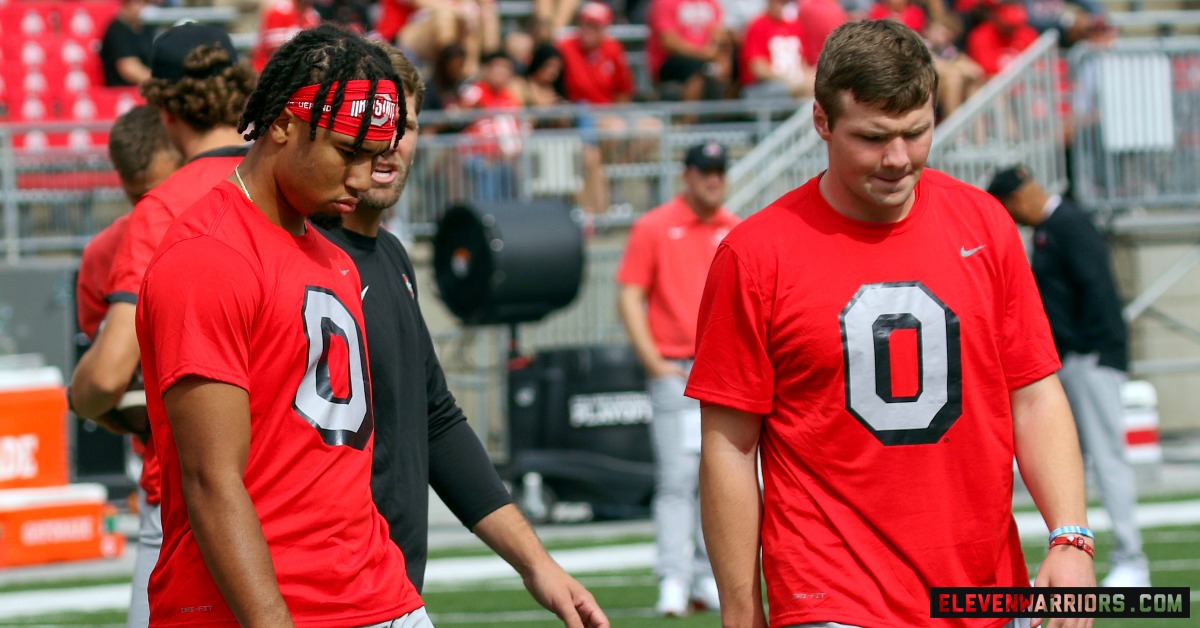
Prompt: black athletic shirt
<box><xmin>319</xmin><ymin>225</ymin><xmax>513</xmax><ymax>591</ymax></box>
<box><xmin>1030</xmin><ymin>196</ymin><xmax>1129</xmax><ymax>372</ymax></box>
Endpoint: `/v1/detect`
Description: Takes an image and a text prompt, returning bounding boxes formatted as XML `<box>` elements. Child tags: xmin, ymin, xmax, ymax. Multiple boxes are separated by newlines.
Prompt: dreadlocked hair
<box><xmin>239</xmin><ymin>24</ymin><xmax>405</xmax><ymax>152</ymax></box>
<box><xmin>140</xmin><ymin>45</ymin><xmax>257</xmax><ymax>133</ymax></box>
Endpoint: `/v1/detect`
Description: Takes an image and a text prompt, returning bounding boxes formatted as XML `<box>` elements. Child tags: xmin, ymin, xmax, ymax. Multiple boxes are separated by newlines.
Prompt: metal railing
<box><xmin>725</xmin><ymin>102</ymin><xmax>821</xmax><ymax>216</ymax></box>
<box><xmin>0</xmin><ymin>120</ymin><xmax>126</xmax><ymax>263</ymax></box>
<box><xmin>931</xmin><ymin>31</ymin><xmax>1067</xmax><ymax>194</ymax></box>
<box><xmin>1069</xmin><ymin>36</ymin><xmax>1200</xmax><ymax>211</ymax></box>
<box><xmin>397</xmin><ymin>98</ymin><xmax>802</xmax><ymax>236</ymax></box>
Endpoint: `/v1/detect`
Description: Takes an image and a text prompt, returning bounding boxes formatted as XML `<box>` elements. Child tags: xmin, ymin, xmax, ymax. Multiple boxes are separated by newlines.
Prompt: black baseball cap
<box><xmin>684</xmin><ymin>142</ymin><xmax>728</xmax><ymax>172</ymax></box>
<box><xmin>986</xmin><ymin>164</ymin><xmax>1032</xmax><ymax>199</ymax></box>
<box><xmin>150</xmin><ymin>23</ymin><xmax>239</xmax><ymax>81</ymax></box>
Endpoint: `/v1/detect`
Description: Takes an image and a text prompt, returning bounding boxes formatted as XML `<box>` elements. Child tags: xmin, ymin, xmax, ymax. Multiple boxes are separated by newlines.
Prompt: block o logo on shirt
<box><xmin>839</xmin><ymin>281</ymin><xmax>962</xmax><ymax>446</ymax></box>
<box><xmin>294</xmin><ymin>286</ymin><xmax>373</xmax><ymax>450</ymax></box>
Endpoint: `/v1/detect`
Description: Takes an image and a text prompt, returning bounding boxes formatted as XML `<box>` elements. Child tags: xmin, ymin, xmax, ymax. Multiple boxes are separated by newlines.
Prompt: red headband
<box><xmin>285</xmin><ymin>80</ymin><xmax>399</xmax><ymax>142</ymax></box>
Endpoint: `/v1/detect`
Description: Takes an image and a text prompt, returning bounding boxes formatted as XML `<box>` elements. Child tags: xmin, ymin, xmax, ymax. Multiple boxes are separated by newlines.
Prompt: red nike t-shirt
<box><xmin>138</xmin><ymin>182</ymin><xmax>421</xmax><ymax>626</ymax></box>
<box><xmin>77</xmin><ymin>214</ymin><xmax>129</xmax><ymax>339</ymax></box>
<box><xmin>106</xmin><ymin>153</ymin><xmax>242</xmax><ymax>507</ymax></box>
<box><xmin>686</xmin><ymin>170</ymin><xmax>1060</xmax><ymax>627</ymax></box>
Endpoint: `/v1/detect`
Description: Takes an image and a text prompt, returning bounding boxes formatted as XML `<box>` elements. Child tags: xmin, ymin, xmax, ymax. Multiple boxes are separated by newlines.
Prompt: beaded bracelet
<box><xmin>1048</xmin><ymin>525</ymin><xmax>1094</xmax><ymax>544</ymax></box>
<box><xmin>1049</xmin><ymin>534</ymin><xmax>1095</xmax><ymax>559</ymax></box>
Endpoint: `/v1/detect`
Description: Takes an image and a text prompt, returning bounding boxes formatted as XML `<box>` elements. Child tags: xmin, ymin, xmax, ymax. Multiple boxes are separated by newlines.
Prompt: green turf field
<box><xmin>0</xmin><ymin>525</ymin><xmax>1194</xmax><ymax>626</ymax></box>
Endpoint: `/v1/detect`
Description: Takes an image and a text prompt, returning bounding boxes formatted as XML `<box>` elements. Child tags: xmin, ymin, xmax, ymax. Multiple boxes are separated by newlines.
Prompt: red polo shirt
<box><xmin>616</xmin><ymin>196</ymin><xmax>740</xmax><ymax>359</ymax></box>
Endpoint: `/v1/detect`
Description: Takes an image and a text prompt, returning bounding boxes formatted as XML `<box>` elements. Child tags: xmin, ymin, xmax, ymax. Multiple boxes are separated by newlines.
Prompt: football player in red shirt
<box><xmin>75</xmin><ymin>103</ymin><xmax>180</xmax><ymax>628</ymax></box>
<box><xmin>69</xmin><ymin>24</ymin><xmax>255</xmax><ymax>628</ymax></box>
<box><xmin>689</xmin><ymin>19</ymin><xmax>1095</xmax><ymax>628</ymax></box>
<box><xmin>137</xmin><ymin>25</ymin><xmax>427</xmax><ymax>626</ymax></box>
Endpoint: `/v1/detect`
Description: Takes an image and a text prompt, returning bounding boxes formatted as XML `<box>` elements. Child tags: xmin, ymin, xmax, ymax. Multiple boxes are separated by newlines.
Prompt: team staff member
<box><xmin>688</xmin><ymin>19</ymin><xmax>1095</xmax><ymax>627</ymax></box>
<box><xmin>313</xmin><ymin>43</ymin><xmax>607</xmax><ymax>628</ymax></box>
<box><xmin>137</xmin><ymin>25</ymin><xmax>427</xmax><ymax>626</ymax></box>
<box><xmin>69</xmin><ymin>24</ymin><xmax>255</xmax><ymax>628</ymax></box>
<box><xmin>617</xmin><ymin>141</ymin><xmax>737</xmax><ymax>617</ymax></box>
<box><xmin>988</xmin><ymin>165</ymin><xmax>1149</xmax><ymax>588</ymax></box>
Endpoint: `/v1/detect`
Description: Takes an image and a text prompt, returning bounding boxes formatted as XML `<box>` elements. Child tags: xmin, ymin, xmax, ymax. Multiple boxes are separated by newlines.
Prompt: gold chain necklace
<box><xmin>234</xmin><ymin>166</ymin><xmax>254</xmax><ymax>203</ymax></box>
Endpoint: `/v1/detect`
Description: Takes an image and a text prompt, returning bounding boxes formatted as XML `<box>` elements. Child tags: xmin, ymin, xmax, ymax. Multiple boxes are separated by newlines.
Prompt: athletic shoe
<box><xmin>1101</xmin><ymin>562</ymin><xmax>1151</xmax><ymax>587</ymax></box>
<box><xmin>656</xmin><ymin>578</ymin><xmax>689</xmax><ymax>617</ymax></box>
<box><xmin>690</xmin><ymin>576</ymin><xmax>721</xmax><ymax>612</ymax></box>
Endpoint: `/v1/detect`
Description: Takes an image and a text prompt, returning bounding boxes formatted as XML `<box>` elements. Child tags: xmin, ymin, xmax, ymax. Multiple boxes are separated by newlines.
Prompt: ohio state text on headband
<box><xmin>285</xmin><ymin>80</ymin><xmax>399</xmax><ymax>142</ymax></box>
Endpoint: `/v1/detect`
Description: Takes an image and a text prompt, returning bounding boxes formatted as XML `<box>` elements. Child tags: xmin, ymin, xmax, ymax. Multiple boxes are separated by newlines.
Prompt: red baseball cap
<box><xmin>578</xmin><ymin>2</ymin><xmax>614</xmax><ymax>27</ymax></box>
<box><xmin>994</xmin><ymin>2</ymin><xmax>1028</xmax><ymax>28</ymax></box>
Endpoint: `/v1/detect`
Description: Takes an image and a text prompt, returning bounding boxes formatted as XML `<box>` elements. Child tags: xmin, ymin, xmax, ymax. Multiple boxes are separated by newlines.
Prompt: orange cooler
<box><xmin>0</xmin><ymin>366</ymin><xmax>69</xmax><ymax>490</ymax></box>
<box><xmin>0</xmin><ymin>483</ymin><xmax>125</xmax><ymax>567</ymax></box>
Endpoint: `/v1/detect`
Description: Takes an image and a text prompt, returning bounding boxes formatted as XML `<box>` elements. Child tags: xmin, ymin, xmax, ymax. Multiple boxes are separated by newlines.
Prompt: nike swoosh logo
<box><xmin>361</xmin><ymin>285</ymin><xmax>369</xmax><ymax>300</ymax></box>
<box><xmin>960</xmin><ymin>245</ymin><xmax>986</xmax><ymax>257</ymax></box>
<box><xmin>340</xmin><ymin>268</ymin><xmax>350</xmax><ymax>275</ymax></box>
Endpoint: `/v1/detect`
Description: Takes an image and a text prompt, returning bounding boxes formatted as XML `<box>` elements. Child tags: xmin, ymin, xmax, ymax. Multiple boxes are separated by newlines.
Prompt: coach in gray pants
<box><xmin>988</xmin><ymin>165</ymin><xmax>1149</xmax><ymax>587</ymax></box>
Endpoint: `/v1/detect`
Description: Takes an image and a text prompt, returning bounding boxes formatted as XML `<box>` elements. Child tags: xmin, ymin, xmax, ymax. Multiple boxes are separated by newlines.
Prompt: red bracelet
<box><xmin>1048</xmin><ymin>534</ymin><xmax>1095</xmax><ymax>558</ymax></box>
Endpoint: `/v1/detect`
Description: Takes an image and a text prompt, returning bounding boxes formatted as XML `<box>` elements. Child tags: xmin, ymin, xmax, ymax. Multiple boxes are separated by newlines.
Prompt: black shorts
<box><xmin>658</xmin><ymin>54</ymin><xmax>708</xmax><ymax>84</ymax></box>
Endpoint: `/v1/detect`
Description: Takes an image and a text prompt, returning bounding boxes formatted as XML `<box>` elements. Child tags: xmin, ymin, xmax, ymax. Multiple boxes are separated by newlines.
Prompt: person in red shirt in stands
<box><xmin>740</xmin><ymin>0</ymin><xmax>814</xmax><ymax>99</ymax></box>
<box><xmin>137</xmin><ymin>24</ymin><xmax>428</xmax><ymax>626</ymax></box>
<box><xmin>558</xmin><ymin>2</ymin><xmax>634</xmax><ymax>105</ymax></box>
<box><xmin>460</xmin><ymin>51</ymin><xmax>524</xmax><ymax>202</ymax></box>
<box><xmin>868</xmin><ymin>0</ymin><xmax>928</xmax><ymax>32</ymax></box>
<box><xmin>967</xmin><ymin>0</ymin><xmax>1039</xmax><ymax>77</ymax></box>
<box><xmin>647</xmin><ymin>0</ymin><xmax>732</xmax><ymax>102</ymax></box>
<box><xmin>253</xmin><ymin>0</ymin><xmax>321</xmax><ymax>71</ymax></box>
<box><xmin>375</xmin><ymin>0</ymin><xmax>500</xmax><ymax>78</ymax></box>
<box><xmin>796</xmin><ymin>0</ymin><xmax>847</xmax><ymax>67</ymax></box>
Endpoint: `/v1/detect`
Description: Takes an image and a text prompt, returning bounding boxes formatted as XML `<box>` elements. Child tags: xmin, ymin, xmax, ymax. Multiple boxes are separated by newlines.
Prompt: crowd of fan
<box><xmin>95</xmin><ymin>0</ymin><xmax>1119</xmax><ymax>120</ymax></box>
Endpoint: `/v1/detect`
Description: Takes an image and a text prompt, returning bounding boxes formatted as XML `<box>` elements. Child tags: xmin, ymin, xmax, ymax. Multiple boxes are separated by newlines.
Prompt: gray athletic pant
<box><xmin>1058</xmin><ymin>352</ymin><xmax>1146</xmax><ymax>568</ymax></box>
<box><xmin>360</xmin><ymin>607</ymin><xmax>434</xmax><ymax>627</ymax></box>
<box><xmin>647</xmin><ymin>360</ymin><xmax>713</xmax><ymax>584</ymax></box>
<box><xmin>127</xmin><ymin>487</ymin><xmax>162</xmax><ymax>628</ymax></box>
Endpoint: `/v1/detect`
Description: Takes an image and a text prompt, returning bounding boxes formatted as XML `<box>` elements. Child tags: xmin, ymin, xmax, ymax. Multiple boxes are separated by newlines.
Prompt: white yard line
<box><xmin>3</xmin><ymin>499</ymin><xmax>1200</xmax><ymax>620</ymax></box>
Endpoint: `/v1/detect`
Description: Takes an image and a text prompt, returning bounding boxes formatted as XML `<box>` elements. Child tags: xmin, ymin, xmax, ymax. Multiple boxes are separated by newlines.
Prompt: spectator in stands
<box><xmin>926</xmin><ymin>15</ymin><xmax>983</xmax><ymax>118</ymax></box>
<box><xmin>534</xmin><ymin>0</ymin><xmax>582</xmax><ymax>41</ymax></box>
<box><xmin>797</xmin><ymin>0</ymin><xmax>848</xmax><ymax>67</ymax></box>
<box><xmin>520</xmin><ymin>44</ymin><xmax>612</xmax><ymax>217</ymax></box>
<box><xmin>559</xmin><ymin>2</ymin><xmax>636</xmax><ymax>105</ymax></box>
<box><xmin>966</xmin><ymin>0</ymin><xmax>1038</xmax><ymax>77</ymax></box>
<box><xmin>252</xmin><ymin>0</ymin><xmax>321</xmax><ymax>72</ymax></box>
<box><xmin>314</xmin><ymin>0</ymin><xmax>372</xmax><ymax>33</ymax></box>
<box><xmin>838</xmin><ymin>0</ymin><xmax>873</xmax><ymax>20</ymax></box>
<box><xmin>423</xmin><ymin>43</ymin><xmax>470</xmax><ymax>113</ymax></box>
<box><xmin>987</xmin><ymin>164</ymin><xmax>1150</xmax><ymax>589</ymax></box>
<box><xmin>741</xmin><ymin>0</ymin><xmax>815</xmax><ymax>99</ymax></box>
<box><xmin>868</xmin><ymin>0</ymin><xmax>927</xmax><ymax>31</ymax></box>
<box><xmin>647</xmin><ymin>0</ymin><xmax>733</xmax><ymax>102</ymax></box>
<box><xmin>376</xmin><ymin>0</ymin><xmax>501</xmax><ymax>79</ymax></box>
<box><xmin>721</xmin><ymin>0</ymin><xmax>768</xmax><ymax>47</ymax></box>
<box><xmin>1024</xmin><ymin>0</ymin><xmax>1106</xmax><ymax>46</ymax></box>
<box><xmin>75</xmin><ymin>103</ymin><xmax>180</xmax><ymax>628</ymax></box>
<box><xmin>100</xmin><ymin>0</ymin><xmax>155</xmax><ymax>87</ymax></box>
<box><xmin>460</xmin><ymin>51</ymin><xmax>525</xmax><ymax>201</ymax></box>
<box><xmin>506</xmin><ymin>28</ymin><xmax>538</xmax><ymax>75</ymax></box>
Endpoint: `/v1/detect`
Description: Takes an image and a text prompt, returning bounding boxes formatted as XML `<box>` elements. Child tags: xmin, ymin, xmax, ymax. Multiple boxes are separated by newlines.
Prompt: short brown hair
<box><xmin>108</xmin><ymin>104</ymin><xmax>176</xmax><ymax>186</ymax></box>
<box><xmin>814</xmin><ymin>20</ymin><xmax>938</xmax><ymax>128</ymax></box>
<box><xmin>141</xmin><ymin>44</ymin><xmax>257</xmax><ymax>133</ymax></box>
<box><xmin>368</xmin><ymin>40</ymin><xmax>426</xmax><ymax>115</ymax></box>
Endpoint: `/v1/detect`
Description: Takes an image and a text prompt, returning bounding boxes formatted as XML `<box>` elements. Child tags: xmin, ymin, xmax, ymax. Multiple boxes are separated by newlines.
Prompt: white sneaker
<box><xmin>690</xmin><ymin>576</ymin><xmax>721</xmax><ymax>612</ymax></box>
<box><xmin>1101</xmin><ymin>562</ymin><xmax>1151</xmax><ymax>587</ymax></box>
<box><xmin>656</xmin><ymin>578</ymin><xmax>689</xmax><ymax>617</ymax></box>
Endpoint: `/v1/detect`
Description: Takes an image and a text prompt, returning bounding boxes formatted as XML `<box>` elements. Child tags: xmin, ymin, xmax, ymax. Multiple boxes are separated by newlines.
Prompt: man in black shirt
<box><xmin>988</xmin><ymin>164</ymin><xmax>1150</xmax><ymax>588</ymax></box>
<box><xmin>313</xmin><ymin>43</ymin><xmax>609</xmax><ymax>628</ymax></box>
<box><xmin>100</xmin><ymin>0</ymin><xmax>155</xmax><ymax>86</ymax></box>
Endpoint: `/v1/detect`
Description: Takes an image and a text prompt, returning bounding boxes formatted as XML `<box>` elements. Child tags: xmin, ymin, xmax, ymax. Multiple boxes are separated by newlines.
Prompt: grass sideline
<box><xmin>1</xmin><ymin>525</ymin><xmax>1197</xmax><ymax>626</ymax></box>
